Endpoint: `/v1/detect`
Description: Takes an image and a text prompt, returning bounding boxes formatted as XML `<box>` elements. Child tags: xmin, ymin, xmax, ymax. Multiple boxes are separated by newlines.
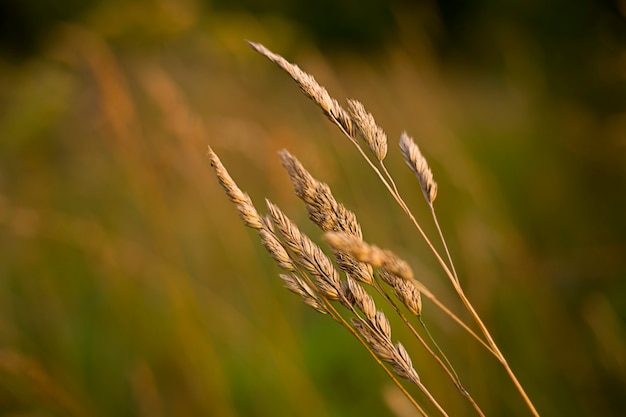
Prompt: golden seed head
<box><xmin>399</xmin><ymin>132</ymin><xmax>437</xmax><ymax>204</ymax></box>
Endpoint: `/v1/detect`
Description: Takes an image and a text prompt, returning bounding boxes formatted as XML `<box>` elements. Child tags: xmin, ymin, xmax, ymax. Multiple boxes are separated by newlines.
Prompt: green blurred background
<box><xmin>1</xmin><ymin>0</ymin><xmax>625</xmax><ymax>416</ymax></box>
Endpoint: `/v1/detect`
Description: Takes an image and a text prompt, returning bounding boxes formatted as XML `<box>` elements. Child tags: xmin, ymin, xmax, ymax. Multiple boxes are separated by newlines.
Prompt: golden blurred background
<box><xmin>0</xmin><ymin>0</ymin><xmax>625</xmax><ymax>415</ymax></box>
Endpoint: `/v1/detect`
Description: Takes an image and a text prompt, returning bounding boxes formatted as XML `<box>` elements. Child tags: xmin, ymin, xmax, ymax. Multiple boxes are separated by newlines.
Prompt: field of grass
<box><xmin>1</xmin><ymin>1</ymin><xmax>625</xmax><ymax>416</ymax></box>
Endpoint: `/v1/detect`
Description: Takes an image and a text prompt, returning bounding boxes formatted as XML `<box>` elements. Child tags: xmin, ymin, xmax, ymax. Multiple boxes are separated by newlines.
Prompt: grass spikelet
<box><xmin>248</xmin><ymin>41</ymin><xmax>354</xmax><ymax>137</ymax></box>
<box><xmin>373</xmin><ymin>310</ymin><xmax>392</xmax><ymax>340</ymax></box>
<box><xmin>279</xmin><ymin>149</ymin><xmax>362</xmax><ymax>238</ymax></box>
<box><xmin>258</xmin><ymin>222</ymin><xmax>296</xmax><ymax>272</ymax></box>
<box><xmin>346</xmin><ymin>99</ymin><xmax>388</xmax><ymax>161</ymax></box>
<box><xmin>208</xmin><ymin>146</ymin><xmax>264</xmax><ymax>229</ymax></box>
<box><xmin>393</xmin><ymin>277</ymin><xmax>423</xmax><ymax>316</ymax></box>
<box><xmin>324</xmin><ymin>231</ymin><xmax>414</xmax><ymax>281</ymax></box>
<box><xmin>280</xmin><ymin>273</ymin><xmax>328</xmax><ymax>314</ymax></box>
<box><xmin>394</xmin><ymin>342</ymin><xmax>420</xmax><ymax>383</ymax></box>
<box><xmin>207</xmin><ymin>41</ymin><xmax>543</xmax><ymax>417</ymax></box>
<box><xmin>351</xmin><ymin>317</ymin><xmax>419</xmax><ymax>384</ymax></box>
<box><xmin>209</xmin><ymin>147</ymin><xmax>297</xmax><ymax>273</ymax></box>
<box><xmin>399</xmin><ymin>132</ymin><xmax>437</xmax><ymax>205</ymax></box>
<box><xmin>345</xmin><ymin>275</ymin><xmax>376</xmax><ymax>321</ymax></box>
<box><xmin>377</xmin><ymin>269</ymin><xmax>422</xmax><ymax>315</ymax></box>
<box><xmin>266</xmin><ymin>200</ymin><xmax>342</xmax><ymax>301</ymax></box>
<box><xmin>279</xmin><ymin>149</ymin><xmax>374</xmax><ymax>284</ymax></box>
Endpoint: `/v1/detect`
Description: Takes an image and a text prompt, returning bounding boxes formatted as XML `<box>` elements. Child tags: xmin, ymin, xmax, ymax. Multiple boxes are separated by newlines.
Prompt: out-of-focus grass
<box><xmin>0</xmin><ymin>1</ymin><xmax>625</xmax><ymax>416</ymax></box>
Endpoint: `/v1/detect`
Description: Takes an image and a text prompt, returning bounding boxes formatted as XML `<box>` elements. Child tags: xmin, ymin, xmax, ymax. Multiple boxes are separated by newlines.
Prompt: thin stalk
<box><xmin>415</xmin><ymin>379</ymin><xmax>449</xmax><ymax>417</ymax></box>
<box><xmin>294</xmin><ymin>265</ymin><xmax>430</xmax><ymax>416</ymax></box>
<box><xmin>407</xmin><ymin>281</ymin><xmax>495</xmax><ymax>356</ymax></box>
<box><xmin>450</xmin><ymin>282</ymin><xmax>540</xmax><ymax>417</ymax></box>
<box><xmin>429</xmin><ymin>203</ymin><xmax>459</xmax><ymax>284</ymax></box>
<box><xmin>331</xmin><ymin>120</ymin><xmax>456</xmax><ymax>286</ymax></box>
<box><xmin>259</xmin><ymin>64</ymin><xmax>538</xmax><ymax>413</ymax></box>
<box><xmin>328</xmin><ymin>304</ymin><xmax>429</xmax><ymax>417</ymax></box>
<box><xmin>330</xmin><ymin>121</ymin><xmax>492</xmax><ymax>352</ymax></box>
<box><xmin>380</xmin><ymin>161</ymin><xmax>401</xmax><ymax>197</ymax></box>
<box><xmin>415</xmin><ymin>315</ymin><xmax>459</xmax><ymax>384</ymax></box>
<box><xmin>373</xmin><ymin>279</ymin><xmax>486</xmax><ymax>417</ymax></box>
<box><xmin>282</xmin><ymin>236</ymin><xmax>432</xmax><ymax>417</ymax></box>
<box><xmin>332</xmin><ymin>121</ymin><xmax>539</xmax><ymax>415</ymax></box>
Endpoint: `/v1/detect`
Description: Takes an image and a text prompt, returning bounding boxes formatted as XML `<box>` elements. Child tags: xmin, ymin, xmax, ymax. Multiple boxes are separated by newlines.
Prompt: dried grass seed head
<box><xmin>347</xmin><ymin>99</ymin><xmax>388</xmax><ymax>161</ymax></box>
<box><xmin>280</xmin><ymin>150</ymin><xmax>373</xmax><ymax>284</ymax></box>
<box><xmin>374</xmin><ymin>310</ymin><xmax>392</xmax><ymax>340</ymax></box>
<box><xmin>351</xmin><ymin>317</ymin><xmax>418</xmax><ymax>383</ymax></box>
<box><xmin>248</xmin><ymin>41</ymin><xmax>354</xmax><ymax>137</ymax></box>
<box><xmin>394</xmin><ymin>342</ymin><xmax>420</xmax><ymax>383</ymax></box>
<box><xmin>279</xmin><ymin>149</ymin><xmax>362</xmax><ymax>238</ymax></box>
<box><xmin>399</xmin><ymin>132</ymin><xmax>437</xmax><ymax>204</ymax></box>
<box><xmin>380</xmin><ymin>250</ymin><xmax>414</xmax><ymax>281</ymax></box>
<box><xmin>324</xmin><ymin>232</ymin><xmax>414</xmax><ymax>281</ymax></box>
<box><xmin>258</xmin><ymin>227</ymin><xmax>295</xmax><ymax>272</ymax></box>
<box><xmin>280</xmin><ymin>273</ymin><xmax>328</xmax><ymax>314</ymax></box>
<box><xmin>324</xmin><ymin>232</ymin><xmax>385</xmax><ymax>267</ymax></box>
<box><xmin>208</xmin><ymin>146</ymin><xmax>263</xmax><ymax>229</ymax></box>
<box><xmin>345</xmin><ymin>276</ymin><xmax>376</xmax><ymax>321</ymax></box>
<box><xmin>266</xmin><ymin>200</ymin><xmax>341</xmax><ymax>300</ymax></box>
<box><xmin>351</xmin><ymin>318</ymin><xmax>395</xmax><ymax>363</ymax></box>
<box><xmin>393</xmin><ymin>279</ymin><xmax>422</xmax><ymax>316</ymax></box>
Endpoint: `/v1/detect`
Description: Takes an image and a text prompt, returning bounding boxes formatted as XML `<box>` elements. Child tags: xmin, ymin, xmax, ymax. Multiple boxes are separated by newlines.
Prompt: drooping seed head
<box><xmin>208</xmin><ymin>146</ymin><xmax>263</xmax><ymax>229</ymax></box>
<box><xmin>347</xmin><ymin>99</ymin><xmax>388</xmax><ymax>161</ymax></box>
<box><xmin>324</xmin><ymin>232</ymin><xmax>414</xmax><ymax>281</ymax></box>
<box><xmin>279</xmin><ymin>150</ymin><xmax>373</xmax><ymax>284</ymax></box>
<box><xmin>394</xmin><ymin>342</ymin><xmax>420</xmax><ymax>383</ymax></box>
<box><xmin>280</xmin><ymin>273</ymin><xmax>328</xmax><ymax>314</ymax></box>
<box><xmin>351</xmin><ymin>317</ymin><xmax>419</xmax><ymax>383</ymax></box>
<box><xmin>345</xmin><ymin>275</ymin><xmax>376</xmax><ymax>321</ymax></box>
<box><xmin>267</xmin><ymin>200</ymin><xmax>342</xmax><ymax>300</ymax></box>
<box><xmin>399</xmin><ymin>132</ymin><xmax>437</xmax><ymax>204</ymax></box>
<box><xmin>394</xmin><ymin>279</ymin><xmax>422</xmax><ymax>316</ymax></box>
<box><xmin>258</xmin><ymin>226</ymin><xmax>295</xmax><ymax>272</ymax></box>
<box><xmin>248</xmin><ymin>41</ymin><xmax>354</xmax><ymax>137</ymax></box>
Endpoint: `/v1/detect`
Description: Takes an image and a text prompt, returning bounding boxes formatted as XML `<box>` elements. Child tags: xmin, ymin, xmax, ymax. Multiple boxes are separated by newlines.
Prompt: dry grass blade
<box><xmin>248</xmin><ymin>41</ymin><xmax>354</xmax><ymax>137</ymax></box>
<box><xmin>346</xmin><ymin>99</ymin><xmax>388</xmax><ymax>161</ymax></box>
<box><xmin>399</xmin><ymin>132</ymin><xmax>437</xmax><ymax>205</ymax></box>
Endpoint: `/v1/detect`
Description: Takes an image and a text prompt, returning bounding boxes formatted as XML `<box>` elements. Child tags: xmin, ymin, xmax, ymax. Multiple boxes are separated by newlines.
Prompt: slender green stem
<box><xmin>416</xmin><ymin>315</ymin><xmax>462</xmax><ymax>389</ymax></box>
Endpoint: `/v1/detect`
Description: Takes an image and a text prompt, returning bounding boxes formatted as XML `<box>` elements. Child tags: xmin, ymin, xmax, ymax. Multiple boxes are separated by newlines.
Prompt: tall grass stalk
<box><xmin>208</xmin><ymin>41</ymin><xmax>540</xmax><ymax>417</ymax></box>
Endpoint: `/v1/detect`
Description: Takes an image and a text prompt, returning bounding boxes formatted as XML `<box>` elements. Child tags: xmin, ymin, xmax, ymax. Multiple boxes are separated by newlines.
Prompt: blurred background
<box><xmin>1</xmin><ymin>0</ymin><xmax>625</xmax><ymax>416</ymax></box>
